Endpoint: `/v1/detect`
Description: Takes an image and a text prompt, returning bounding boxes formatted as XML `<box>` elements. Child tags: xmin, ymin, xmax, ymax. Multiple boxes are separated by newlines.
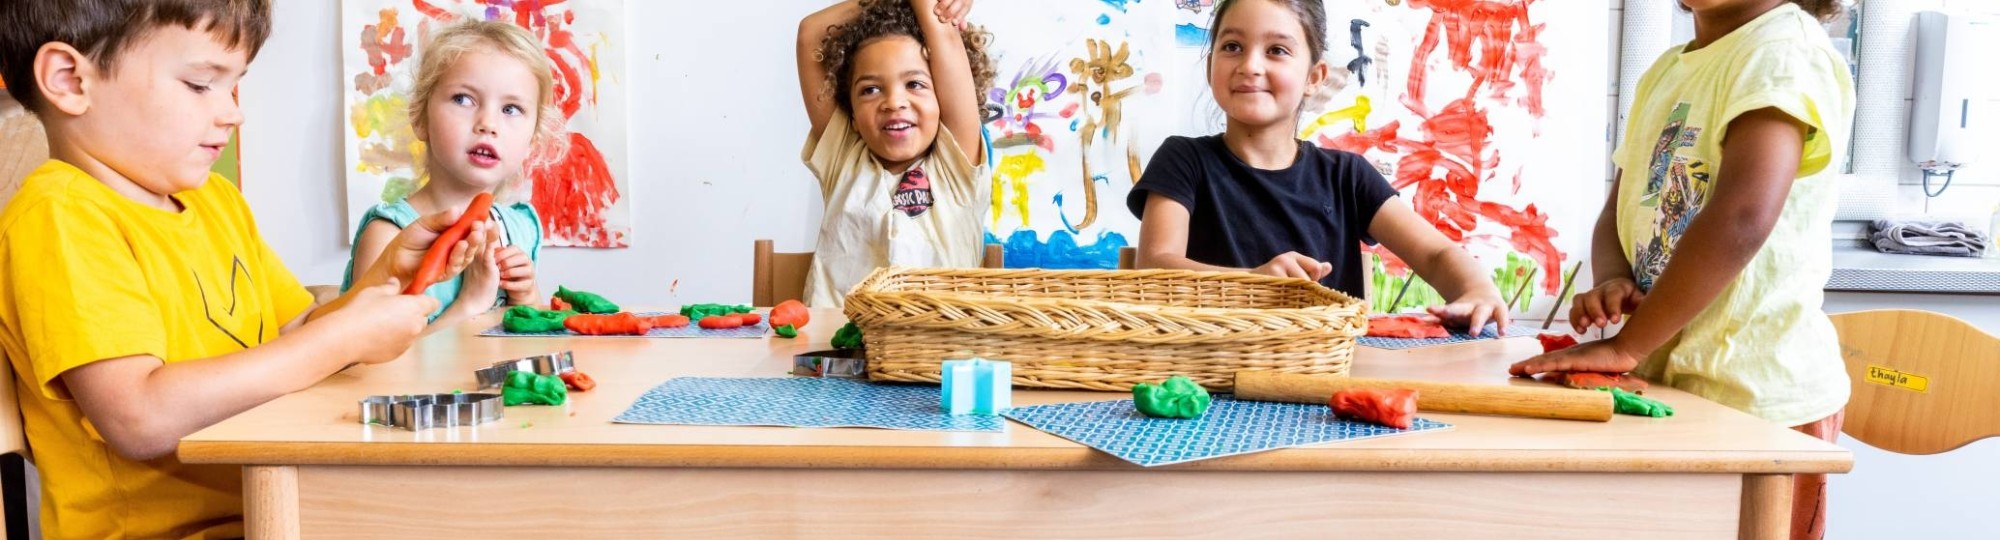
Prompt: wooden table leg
<box><xmin>245</xmin><ymin>466</ymin><xmax>300</xmax><ymax>540</ymax></box>
<box><xmin>1739</xmin><ymin>474</ymin><xmax>1793</xmax><ymax>540</ymax></box>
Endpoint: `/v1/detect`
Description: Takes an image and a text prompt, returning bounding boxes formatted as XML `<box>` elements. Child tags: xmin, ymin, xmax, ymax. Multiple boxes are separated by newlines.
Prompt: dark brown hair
<box><xmin>1790</xmin><ymin>0</ymin><xmax>1848</xmax><ymax>22</ymax></box>
<box><xmin>816</xmin><ymin>0</ymin><xmax>996</xmax><ymax>117</ymax></box>
<box><xmin>0</xmin><ymin>0</ymin><xmax>272</xmax><ymax>112</ymax></box>
<box><xmin>1207</xmin><ymin>0</ymin><xmax>1330</xmax><ymax>64</ymax></box>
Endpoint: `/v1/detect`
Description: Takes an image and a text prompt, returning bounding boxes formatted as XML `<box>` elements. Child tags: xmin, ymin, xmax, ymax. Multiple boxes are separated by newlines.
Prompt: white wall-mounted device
<box><xmin>1907</xmin><ymin>11</ymin><xmax>1993</xmax><ymax>176</ymax></box>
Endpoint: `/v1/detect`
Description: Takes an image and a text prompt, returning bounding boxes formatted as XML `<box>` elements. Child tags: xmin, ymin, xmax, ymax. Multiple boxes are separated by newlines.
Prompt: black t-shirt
<box><xmin>1126</xmin><ymin>135</ymin><xmax>1398</xmax><ymax>297</ymax></box>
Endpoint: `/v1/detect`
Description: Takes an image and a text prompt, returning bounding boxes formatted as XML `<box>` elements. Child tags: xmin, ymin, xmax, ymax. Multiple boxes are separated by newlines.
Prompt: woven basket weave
<box><xmin>842</xmin><ymin>267</ymin><xmax>1367</xmax><ymax>391</ymax></box>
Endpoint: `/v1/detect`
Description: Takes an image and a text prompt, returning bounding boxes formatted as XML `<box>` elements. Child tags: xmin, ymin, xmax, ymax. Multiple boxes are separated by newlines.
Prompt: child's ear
<box><xmin>411</xmin><ymin>112</ymin><xmax>429</xmax><ymax>143</ymax></box>
<box><xmin>1305</xmin><ymin>59</ymin><xmax>1331</xmax><ymax>95</ymax></box>
<box><xmin>34</xmin><ymin>43</ymin><xmax>92</xmax><ymax>116</ymax></box>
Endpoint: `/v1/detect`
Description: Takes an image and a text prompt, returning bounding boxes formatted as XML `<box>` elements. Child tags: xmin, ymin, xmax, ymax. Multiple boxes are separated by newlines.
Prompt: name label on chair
<box><xmin>1866</xmin><ymin>365</ymin><xmax>1931</xmax><ymax>393</ymax></box>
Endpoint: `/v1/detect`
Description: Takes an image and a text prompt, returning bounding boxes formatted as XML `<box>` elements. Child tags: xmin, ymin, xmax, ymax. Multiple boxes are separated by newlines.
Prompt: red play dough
<box><xmin>1365</xmin><ymin>315</ymin><xmax>1450</xmax><ymax>338</ymax></box>
<box><xmin>1330</xmin><ymin>388</ymin><xmax>1419</xmax><ymax>429</ymax></box>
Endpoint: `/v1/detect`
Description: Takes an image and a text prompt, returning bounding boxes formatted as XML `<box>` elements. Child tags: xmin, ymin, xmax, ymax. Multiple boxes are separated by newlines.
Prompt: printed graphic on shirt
<box><xmin>892</xmin><ymin>166</ymin><xmax>934</xmax><ymax>218</ymax></box>
<box><xmin>195</xmin><ymin>256</ymin><xmax>264</xmax><ymax>348</ymax></box>
<box><xmin>1633</xmin><ymin>102</ymin><xmax>1711</xmax><ymax>291</ymax></box>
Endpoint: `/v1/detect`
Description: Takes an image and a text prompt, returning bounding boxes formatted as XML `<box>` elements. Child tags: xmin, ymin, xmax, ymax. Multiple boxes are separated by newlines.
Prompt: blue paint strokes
<box><xmin>985</xmin><ymin>229</ymin><xmax>1130</xmax><ymax>270</ymax></box>
<box><xmin>1069</xmin><ymin>118</ymin><xmax>1081</xmax><ymax>132</ymax></box>
<box><xmin>1175</xmin><ymin>23</ymin><xmax>1210</xmax><ymax>48</ymax></box>
<box><xmin>1098</xmin><ymin>0</ymin><xmax>1129</xmax><ymax>13</ymax></box>
<box><xmin>1097</xmin><ymin>14</ymin><xmax>1112</xmax><ymax>25</ymax></box>
<box><xmin>1052</xmin><ymin>192</ymin><xmax>1081</xmax><ymax>234</ymax></box>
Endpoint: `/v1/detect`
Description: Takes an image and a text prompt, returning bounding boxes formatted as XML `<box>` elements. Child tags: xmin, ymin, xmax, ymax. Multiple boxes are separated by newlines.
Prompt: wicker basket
<box><xmin>842</xmin><ymin>267</ymin><xmax>1367</xmax><ymax>391</ymax></box>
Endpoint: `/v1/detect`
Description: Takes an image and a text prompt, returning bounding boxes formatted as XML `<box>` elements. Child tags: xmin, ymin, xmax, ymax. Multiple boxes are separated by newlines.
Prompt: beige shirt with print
<box><xmin>802</xmin><ymin>109</ymin><xmax>989</xmax><ymax>308</ymax></box>
<box><xmin>1612</xmin><ymin>3</ymin><xmax>1855</xmax><ymax>427</ymax></box>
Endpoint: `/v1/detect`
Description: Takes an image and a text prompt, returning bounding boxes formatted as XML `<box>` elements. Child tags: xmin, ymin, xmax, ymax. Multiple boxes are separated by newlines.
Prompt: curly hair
<box><xmin>1789</xmin><ymin>0</ymin><xmax>1849</xmax><ymax>22</ymax></box>
<box><xmin>817</xmin><ymin>0</ymin><xmax>996</xmax><ymax>117</ymax></box>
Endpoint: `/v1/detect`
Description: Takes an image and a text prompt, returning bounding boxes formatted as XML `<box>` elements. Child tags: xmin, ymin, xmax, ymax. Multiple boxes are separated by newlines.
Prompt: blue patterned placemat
<box><xmin>1003</xmin><ymin>396</ymin><xmax>1450</xmax><ymax>467</ymax></box>
<box><xmin>478</xmin><ymin>311</ymin><xmax>769</xmax><ymax>339</ymax></box>
<box><xmin>612</xmin><ymin>377</ymin><xmax>1004</xmax><ymax>432</ymax></box>
<box><xmin>1357</xmin><ymin>323</ymin><xmax>1542</xmax><ymax>350</ymax></box>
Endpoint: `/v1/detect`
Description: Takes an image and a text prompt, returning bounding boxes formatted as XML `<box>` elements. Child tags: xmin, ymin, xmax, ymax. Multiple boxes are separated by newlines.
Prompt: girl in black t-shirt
<box><xmin>1127</xmin><ymin>0</ymin><xmax>1509</xmax><ymax>331</ymax></box>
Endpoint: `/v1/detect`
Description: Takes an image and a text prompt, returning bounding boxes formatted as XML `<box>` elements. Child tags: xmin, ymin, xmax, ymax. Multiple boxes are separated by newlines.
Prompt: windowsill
<box><xmin>1827</xmin><ymin>240</ymin><xmax>2000</xmax><ymax>295</ymax></box>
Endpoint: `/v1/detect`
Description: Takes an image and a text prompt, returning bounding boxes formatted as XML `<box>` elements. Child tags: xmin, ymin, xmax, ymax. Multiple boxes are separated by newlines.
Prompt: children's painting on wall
<box><xmin>978</xmin><ymin>0</ymin><xmax>1605</xmax><ymax>320</ymax></box>
<box><xmin>1290</xmin><ymin>0</ymin><xmax>1605</xmax><ymax>320</ymax></box>
<box><xmin>972</xmin><ymin>1</ymin><xmax>1175</xmax><ymax>269</ymax></box>
<box><xmin>340</xmin><ymin>0</ymin><xmax>631</xmax><ymax>248</ymax></box>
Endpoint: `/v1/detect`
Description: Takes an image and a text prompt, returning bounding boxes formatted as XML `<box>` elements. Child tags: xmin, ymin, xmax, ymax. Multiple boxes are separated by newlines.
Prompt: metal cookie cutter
<box><xmin>359</xmin><ymin>393</ymin><xmax>504</xmax><ymax>431</ymax></box>
<box><xmin>473</xmin><ymin>351</ymin><xmax>576</xmax><ymax>389</ymax></box>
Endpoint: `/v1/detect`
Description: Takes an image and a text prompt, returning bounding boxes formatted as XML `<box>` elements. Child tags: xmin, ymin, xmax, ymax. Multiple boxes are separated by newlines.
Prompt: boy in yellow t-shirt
<box><xmin>1510</xmin><ymin>2</ymin><xmax>1854</xmax><ymax>539</ymax></box>
<box><xmin>0</xmin><ymin>1</ymin><xmax>491</xmax><ymax>537</ymax></box>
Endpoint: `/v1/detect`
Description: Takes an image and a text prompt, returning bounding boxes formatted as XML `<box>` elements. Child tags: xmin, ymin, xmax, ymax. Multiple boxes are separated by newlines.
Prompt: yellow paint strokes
<box><xmin>349</xmin><ymin>94</ymin><xmax>420</xmax><ymax>175</ymax></box>
<box><xmin>994</xmin><ymin>151</ymin><xmax>1045</xmax><ymax>228</ymax></box>
<box><xmin>1299</xmin><ymin>95</ymin><xmax>1372</xmax><ymax>139</ymax></box>
<box><xmin>589</xmin><ymin>38</ymin><xmax>603</xmax><ymax>102</ymax></box>
<box><xmin>374</xmin><ymin>9</ymin><xmax>398</xmax><ymax>42</ymax></box>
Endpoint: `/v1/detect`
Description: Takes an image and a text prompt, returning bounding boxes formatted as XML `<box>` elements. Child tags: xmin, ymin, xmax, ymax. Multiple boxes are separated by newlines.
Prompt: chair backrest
<box><xmin>751</xmin><ymin>239</ymin><xmax>815</xmax><ymax>307</ymax></box>
<box><xmin>0</xmin><ymin>96</ymin><xmax>45</xmax><ymax>458</ymax></box>
<box><xmin>1829</xmin><ymin>309</ymin><xmax>2000</xmax><ymax>455</ymax></box>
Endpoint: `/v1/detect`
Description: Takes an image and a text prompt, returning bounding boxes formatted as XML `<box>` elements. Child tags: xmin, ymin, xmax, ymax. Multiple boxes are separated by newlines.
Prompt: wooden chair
<box><xmin>1118</xmin><ymin>247</ymin><xmax>1135</xmax><ymax>270</ymax></box>
<box><xmin>751</xmin><ymin>240</ymin><xmax>1009</xmax><ymax>306</ymax></box>
<box><xmin>0</xmin><ymin>95</ymin><xmax>44</xmax><ymax>539</ymax></box>
<box><xmin>1829</xmin><ymin>309</ymin><xmax>2000</xmax><ymax>455</ymax></box>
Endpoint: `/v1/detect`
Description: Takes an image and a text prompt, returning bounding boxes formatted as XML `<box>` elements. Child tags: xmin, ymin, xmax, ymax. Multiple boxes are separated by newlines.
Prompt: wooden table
<box><xmin>181</xmin><ymin>309</ymin><xmax>1850</xmax><ymax>538</ymax></box>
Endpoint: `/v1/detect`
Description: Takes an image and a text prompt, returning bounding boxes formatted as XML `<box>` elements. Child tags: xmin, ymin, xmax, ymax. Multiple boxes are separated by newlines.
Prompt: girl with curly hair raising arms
<box><xmin>796</xmin><ymin>0</ymin><xmax>997</xmax><ymax>307</ymax></box>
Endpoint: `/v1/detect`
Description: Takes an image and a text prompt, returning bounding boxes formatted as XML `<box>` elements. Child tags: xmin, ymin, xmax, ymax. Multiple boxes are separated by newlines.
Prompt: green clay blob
<box><xmin>1132</xmin><ymin>375</ymin><xmax>1213</xmax><ymax>419</ymax></box>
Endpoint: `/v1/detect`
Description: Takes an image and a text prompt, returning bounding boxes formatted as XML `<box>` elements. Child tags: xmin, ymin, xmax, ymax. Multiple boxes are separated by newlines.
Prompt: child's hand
<box><xmin>1508</xmin><ymin>339</ymin><xmax>1644</xmax><ymax>378</ymax></box>
<box><xmin>934</xmin><ymin>0</ymin><xmax>971</xmax><ymax>28</ymax></box>
<box><xmin>323</xmin><ymin>280</ymin><xmax>438</xmax><ymax>365</ymax></box>
<box><xmin>362</xmin><ymin>209</ymin><xmax>492</xmax><ymax>291</ymax></box>
<box><xmin>1429</xmin><ymin>293</ymin><xmax>1511</xmax><ymax>335</ymax></box>
<box><xmin>451</xmin><ymin>233</ymin><xmax>504</xmax><ymax>317</ymax></box>
<box><xmin>495</xmin><ymin>246</ymin><xmax>537</xmax><ymax>305</ymax></box>
<box><xmin>1570</xmin><ymin>277</ymin><xmax>1645</xmax><ymax>333</ymax></box>
<box><xmin>1253</xmin><ymin>252</ymin><xmax>1332</xmax><ymax>281</ymax></box>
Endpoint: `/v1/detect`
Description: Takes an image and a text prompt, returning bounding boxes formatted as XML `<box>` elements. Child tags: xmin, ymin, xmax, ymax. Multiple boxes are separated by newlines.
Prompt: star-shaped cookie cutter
<box><xmin>359</xmin><ymin>392</ymin><xmax>504</xmax><ymax>431</ymax></box>
<box><xmin>473</xmin><ymin>351</ymin><xmax>576</xmax><ymax>389</ymax></box>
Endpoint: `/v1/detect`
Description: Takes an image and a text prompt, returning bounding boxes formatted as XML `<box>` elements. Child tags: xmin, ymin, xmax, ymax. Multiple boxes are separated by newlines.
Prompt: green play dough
<box><xmin>554</xmin><ymin>286</ymin><xmax>620</xmax><ymax>314</ymax></box>
<box><xmin>831</xmin><ymin>322</ymin><xmax>864</xmax><ymax>350</ymax></box>
<box><xmin>774</xmin><ymin>324</ymin><xmax>799</xmax><ymax>338</ymax></box>
<box><xmin>1132</xmin><ymin>376</ymin><xmax>1213</xmax><ymax>419</ymax></box>
<box><xmin>502</xmin><ymin>370</ymin><xmax>567</xmax><ymax>406</ymax></box>
<box><xmin>1601</xmin><ymin>387</ymin><xmax>1674</xmax><ymax>417</ymax></box>
<box><xmin>502</xmin><ymin>305</ymin><xmax>575</xmax><ymax>333</ymax></box>
<box><xmin>679</xmin><ymin>303</ymin><xmax>753</xmax><ymax>321</ymax></box>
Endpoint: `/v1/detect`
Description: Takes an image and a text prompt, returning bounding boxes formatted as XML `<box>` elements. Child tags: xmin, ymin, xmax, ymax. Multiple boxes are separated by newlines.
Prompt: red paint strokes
<box><xmin>1314</xmin><ymin>0</ymin><xmax>1565</xmax><ymax>294</ymax></box>
<box><xmin>360</xmin><ymin>10</ymin><xmax>411</xmax><ymax>77</ymax></box>
<box><xmin>411</xmin><ymin>0</ymin><xmax>450</xmax><ymax>20</ymax></box>
<box><xmin>531</xmin><ymin>132</ymin><xmax>625</xmax><ymax>247</ymax></box>
<box><xmin>1402</xmin><ymin>0</ymin><xmax>1546</xmax><ymax>119</ymax></box>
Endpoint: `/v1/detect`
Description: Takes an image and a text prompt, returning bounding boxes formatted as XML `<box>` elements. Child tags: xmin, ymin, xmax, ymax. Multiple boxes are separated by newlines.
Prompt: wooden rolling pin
<box><xmin>1233</xmin><ymin>371</ymin><xmax>1614</xmax><ymax>422</ymax></box>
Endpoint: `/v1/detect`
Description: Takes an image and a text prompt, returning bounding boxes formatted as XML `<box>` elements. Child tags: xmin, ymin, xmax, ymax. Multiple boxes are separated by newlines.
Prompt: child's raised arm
<box><xmin>797</xmin><ymin>1</ymin><xmax>861</xmax><ymax>143</ymax></box>
<box><xmin>911</xmin><ymin>0</ymin><xmax>983</xmax><ymax>165</ymax></box>
<box><xmin>1367</xmin><ymin>199</ymin><xmax>1509</xmax><ymax>331</ymax></box>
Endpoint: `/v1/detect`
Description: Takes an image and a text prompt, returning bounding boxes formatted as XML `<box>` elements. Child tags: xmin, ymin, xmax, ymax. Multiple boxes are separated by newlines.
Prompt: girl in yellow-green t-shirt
<box><xmin>1510</xmin><ymin>2</ymin><xmax>1855</xmax><ymax>539</ymax></box>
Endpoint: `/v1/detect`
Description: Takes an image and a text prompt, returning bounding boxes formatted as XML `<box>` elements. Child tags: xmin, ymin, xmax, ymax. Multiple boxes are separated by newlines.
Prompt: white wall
<box><xmin>241</xmin><ymin>0</ymin><xmax>827</xmax><ymax>307</ymax></box>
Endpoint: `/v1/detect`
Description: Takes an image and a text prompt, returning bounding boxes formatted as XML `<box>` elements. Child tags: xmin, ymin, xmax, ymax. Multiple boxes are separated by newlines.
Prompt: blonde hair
<box><xmin>407</xmin><ymin>19</ymin><xmax>566</xmax><ymax>178</ymax></box>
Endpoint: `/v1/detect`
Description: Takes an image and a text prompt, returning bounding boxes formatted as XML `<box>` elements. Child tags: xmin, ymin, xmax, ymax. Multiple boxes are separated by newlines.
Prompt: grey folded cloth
<box><xmin>1870</xmin><ymin>220</ymin><xmax>1989</xmax><ymax>257</ymax></box>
